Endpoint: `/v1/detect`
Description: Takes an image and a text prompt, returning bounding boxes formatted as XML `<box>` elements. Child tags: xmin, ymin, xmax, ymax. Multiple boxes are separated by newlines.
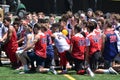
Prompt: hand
<box><xmin>16</xmin><ymin>50</ymin><xmax>24</xmax><ymax>55</ymax></box>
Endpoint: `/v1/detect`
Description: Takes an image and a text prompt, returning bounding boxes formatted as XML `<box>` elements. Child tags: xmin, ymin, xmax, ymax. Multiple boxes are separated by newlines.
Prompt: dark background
<box><xmin>20</xmin><ymin>0</ymin><xmax>120</xmax><ymax>15</ymax></box>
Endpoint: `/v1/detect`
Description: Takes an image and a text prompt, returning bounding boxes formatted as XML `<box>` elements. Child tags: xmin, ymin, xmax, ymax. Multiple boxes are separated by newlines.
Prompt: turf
<box><xmin>0</xmin><ymin>65</ymin><xmax>120</xmax><ymax>80</ymax></box>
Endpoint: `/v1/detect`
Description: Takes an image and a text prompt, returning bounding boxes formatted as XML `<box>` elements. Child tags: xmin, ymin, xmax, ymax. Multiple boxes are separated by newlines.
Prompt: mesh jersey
<box><xmin>71</xmin><ymin>33</ymin><xmax>86</xmax><ymax>60</ymax></box>
<box><xmin>87</xmin><ymin>32</ymin><xmax>101</xmax><ymax>55</ymax></box>
<box><xmin>34</xmin><ymin>33</ymin><xmax>47</xmax><ymax>58</ymax></box>
<box><xmin>103</xmin><ymin>29</ymin><xmax>118</xmax><ymax>61</ymax></box>
<box><xmin>53</xmin><ymin>32</ymin><xmax>70</xmax><ymax>53</ymax></box>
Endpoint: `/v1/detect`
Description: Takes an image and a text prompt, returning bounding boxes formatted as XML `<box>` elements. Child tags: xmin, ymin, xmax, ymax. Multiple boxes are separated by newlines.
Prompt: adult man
<box><xmin>3</xmin><ymin>17</ymin><xmax>18</xmax><ymax>69</ymax></box>
<box><xmin>0</xmin><ymin>14</ymin><xmax>8</xmax><ymax>66</ymax></box>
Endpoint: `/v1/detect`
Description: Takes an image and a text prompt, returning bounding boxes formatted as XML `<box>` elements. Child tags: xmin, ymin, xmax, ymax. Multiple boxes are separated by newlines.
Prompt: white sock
<box><xmin>24</xmin><ymin>65</ymin><xmax>29</xmax><ymax>71</ymax></box>
<box><xmin>103</xmin><ymin>69</ymin><xmax>110</xmax><ymax>74</ymax></box>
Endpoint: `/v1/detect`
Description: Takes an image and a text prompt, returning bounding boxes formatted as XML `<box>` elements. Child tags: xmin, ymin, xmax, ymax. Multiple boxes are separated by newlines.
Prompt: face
<box><xmin>32</xmin><ymin>14</ymin><xmax>38</xmax><ymax>21</ymax></box>
<box><xmin>33</xmin><ymin>27</ymin><xmax>38</xmax><ymax>34</ymax></box>
<box><xmin>13</xmin><ymin>24</ymin><xmax>19</xmax><ymax>31</ymax></box>
<box><xmin>87</xmin><ymin>11</ymin><xmax>93</xmax><ymax>17</ymax></box>
<box><xmin>3</xmin><ymin>20</ymin><xmax>10</xmax><ymax>27</ymax></box>
<box><xmin>60</xmin><ymin>21</ymin><xmax>66</xmax><ymax>28</ymax></box>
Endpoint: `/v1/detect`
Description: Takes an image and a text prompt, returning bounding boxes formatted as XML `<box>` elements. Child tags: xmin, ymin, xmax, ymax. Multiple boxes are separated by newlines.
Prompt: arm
<box><xmin>101</xmin><ymin>33</ymin><xmax>106</xmax><ymax>54</ymax></box>
<box><xmin>23</xmin><ymin>34</ymin><xmax>39</xmax><ymax>52</ymax></box>
<box><xmin>4</xmin><ymin>27</ymin><xmax>12</xmax><ymax>44</ymax></box>
<box><xmin>26</xmin><ymin>34</ymin><xmax>34</xmax><ymax>48</ymax></box>
<box><xmin>17</xmin><ymin>37</ymin><xmax>24</xmax><ymax>44</ymax></box>
<box><xmin>0</xmin><ymin>32</ymin><xmax>7</xmax><ymax>42</ymax></box>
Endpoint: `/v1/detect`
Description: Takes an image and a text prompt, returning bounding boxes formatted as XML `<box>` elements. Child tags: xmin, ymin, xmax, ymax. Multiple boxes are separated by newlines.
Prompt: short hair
<box><xmin>34</xmin><ymin>23</ymin><xmax>41</xmax><ymax>30</ymax></box>
<box><xmin>74</xmin><ymin>25</ymin><xmax>81</xmax><ymax>32</ymax></box>
<box><xmin>86</xmin><ymin>21</ymin><xmax>97</xmax><ymax>32</ymax></box>
<box><xmin>13</xmin><ymin>21</ymin><xmax>20</xmax><ymax>26</ymax></box>
<box><xmin>104</xmin><ymin>19</ymin><xmax>112</xmax><ymax>28</ymax></box>
<box><xmin>49</xmin><ymin>14</ymin><xmax>56</xmax><ymax>18</ymax></box>
<box><xmin>52</xmin><ymin>23</ymin><xmax>60</xmax><ymax>28</ymax></box>
<box><xmin>3</xmin><ymin>17</ymin><xmax>11</xmax><ymax>23</ymax></box>
<box><xmin>38</xmin><ymin>19</ymin><xmax>46</xmax><ymax>23</ymax></box>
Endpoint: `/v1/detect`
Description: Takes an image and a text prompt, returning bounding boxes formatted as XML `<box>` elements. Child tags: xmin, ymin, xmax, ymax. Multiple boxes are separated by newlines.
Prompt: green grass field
<box><xmin>0</xmin><ymin>65</ymin><xmax>120</xmax><ymax>80</ymax></box>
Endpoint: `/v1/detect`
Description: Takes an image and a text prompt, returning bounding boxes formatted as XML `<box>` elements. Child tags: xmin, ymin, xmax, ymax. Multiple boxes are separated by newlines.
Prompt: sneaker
<box><xmin>109</xmin><ymin>67</ymin><xmax>119</xmax><ymax>75</ymax></box>
<box><xmin>50</xmin><ymin>66</ymin><xmax>57</xmax><ymax>75</ymax></box>
<box><xmin>86</xmin><ymin>67</ymin><xmax>95</xmax><ymax>77</ymax></box>
<box><xmin>19</xmin><ymin>70</ymin><xmax>31</xmax><ymax>74</ymax></box>
<box><xmin>19</xmin><ymin>71</ymin><xmax>25</xmax><ymax>74</ymax></box>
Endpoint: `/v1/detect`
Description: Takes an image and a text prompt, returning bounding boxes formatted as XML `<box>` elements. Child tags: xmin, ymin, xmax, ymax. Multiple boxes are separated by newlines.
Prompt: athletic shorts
<box><xmin>27</xmin><ymin>51</ymin><xmax>45</xmax><ymax>67</ymax></box>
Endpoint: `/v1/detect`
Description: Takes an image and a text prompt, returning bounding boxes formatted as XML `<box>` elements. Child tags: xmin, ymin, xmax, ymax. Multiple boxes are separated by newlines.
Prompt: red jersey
<box><xmin>34</xmin><ymin>33</ymin><xmax>47</xmax><ymax>58</ymax></box>
<box><xmin>71</xmin><ymin>33</ymin><xmax>86</xmax><ymax>60</ymax></box>
<box><xmin>5</xmin><ymin>28</ymin><xmax>18</xmax><ymax>54</ymax></box>
<box><xmin>87</xmin><ymin>32</ymin><xmax>101</xmax><ymax>55</ymax></box>
<box><xmin>93</xmin><ymin>29</ymin><xmax>102</xmax><ymax>51</ymax></box>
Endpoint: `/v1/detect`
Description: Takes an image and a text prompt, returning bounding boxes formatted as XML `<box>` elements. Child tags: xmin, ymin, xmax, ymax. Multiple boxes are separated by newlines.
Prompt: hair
<box><xmin>38</xmin><ymin>19</ymin><xmax>46</xmax><ymax>23</ymax></box>
<box><xmin>3</xmin><ymin>17</ymin><xmax>11</xmax><ymax>23</ymax></box>
<box><xmin>111</xmin><ymin>13</ymin><xmax>120</xmax><ymax>22</ymax></box>
<box><xmin>60</xmin><ymin>14</ymin><xmax>68</xmax><ymax>23</ymax></box>
<box><xmin>52</xmin><ymin>23</ymin><xmax>60</xmax><ymax>28</ymax></box>
<box><xmin>13</xmin><ymin>21</ymin><xmax>20</xmax><ymax>26</ymax></box>
<box><xmin>104</xmin><ymin>19</ymin><xmax>113</xmax><ymax>28</ymax></box>
<box><xmin>74</xmin><ymin>24</ymin><xmax>81</xmax><ymax>32</ymax></box>
<box><xmin>97</xmin><ymin>19</ymin><xmax>104</xmax><ymax>25</ymax></box>
<box><xmin>49</xmin><ymin>14</ymin><xmax>56</xmax><ymax>18</ymax></box>
<box><xmin>34</xmin><ymin>23</ymin><xmax>41</xmax><ymax>30</ymax></box>
<box><xmin>95</xmin><ymin>10</ymin><xmax>104</xmax><ymax>17</ymax></box>
<box><xmin>86</xmin><ymin>21</ymin><xmax>97</xmax><ymax>32</ymax></box>
<box><xmin>66</xmin><ymin>11</ymin><xmax>73</xmax><ymax>18</ymax></box>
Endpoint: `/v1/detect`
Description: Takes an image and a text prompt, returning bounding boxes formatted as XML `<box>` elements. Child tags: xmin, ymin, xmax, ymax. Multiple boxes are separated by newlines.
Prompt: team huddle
<box><xmin>0</xmin><ymin>9</ymin><xmax>120</xmax><ymax>76</ymax></box>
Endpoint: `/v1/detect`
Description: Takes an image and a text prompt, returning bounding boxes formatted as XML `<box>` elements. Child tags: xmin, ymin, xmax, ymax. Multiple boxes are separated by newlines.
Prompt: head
<box><xmin>59</xmin><ymin>15</ymin><xmax>68</xmax><ymax>28</ymax></box>
<box><xmin>26</xmin><ymin>12</ymin><xmax>32</xmax><ymax>21</ymax></box>
<box><xmin>86</xmin><ymin>21</ymin><xmax>97</xmax><ymax>32</ymax></box>
<box><xmin>13</xmin><ymin>21</ymin><xmax>20</xmax><ymax>32</ymax></box>
<box><xmin>97</xmin><ymin>19</ymin><xmax>104</xmax><ymax>29</ymax></box>
<box><xmin>104</xmin><ymin>19</ymin><xmax>113</xmax><ymax>29</ymax></box>
<box><xmin>74</xmin><ymin>25</ymin><xmax>81</xmax><ymax>34</ymax></box>
<box><xmin>32</xmin><ymin>12</ymin><xmax>38</xmax><ymax>22</ymax></box>
<box><xmin>51</xmin><ymin>23</ymin><xmax>60</xmax><ymax>33</ymax></box>
<box><xmin>87</xmin><ymin>8</ymin><xmax>94</xmax><ymax>18</ymax></box>
<box><xmin>33</xmin><ymin>23</ymin><xmax>41</xmax><ymax>34</ymax></box>
<box><xmin>27</xmin><ymin>23</ymin><xmax>33</xmax><ymax>33</ymax></box>
<box><xmin>3</xmin><ymin>17</ymin><xmax>11</xmax><ymax>27</ymax></box>
<box><xmin>37</xmin><ymin>12</ymin><xmax>45</xmax><ymax>19</ymax></box>
<box><xmin>49</xmin><ymin>14</ymin><xmax>56</xmax><ymax>24</ymax></box>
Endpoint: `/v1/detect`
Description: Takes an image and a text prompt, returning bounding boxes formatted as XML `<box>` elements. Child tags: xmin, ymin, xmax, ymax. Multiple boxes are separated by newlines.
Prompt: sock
<box><xmin>103</xmin><ymin>69</ymin><xmax>110</xmax><ymax>74</ymax></box>
<box><xmin>24</xmin><ymin>65</ymin><xmax>29</xmax><ymax>71</ymax></box>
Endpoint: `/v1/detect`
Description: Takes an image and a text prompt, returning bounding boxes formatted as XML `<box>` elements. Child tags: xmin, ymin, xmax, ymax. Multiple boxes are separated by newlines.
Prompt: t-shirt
<box><xmin>53</xmin><ymin>32</ymin><xmax>70</xmax><ymax>53</ymax></box>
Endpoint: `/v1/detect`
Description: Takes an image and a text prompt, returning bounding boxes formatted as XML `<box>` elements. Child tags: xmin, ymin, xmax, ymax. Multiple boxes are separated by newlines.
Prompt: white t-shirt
<box><xmin>53</xmin><ymin>32</ymin><xmax>70</xmax><ymax>53</ymax></box>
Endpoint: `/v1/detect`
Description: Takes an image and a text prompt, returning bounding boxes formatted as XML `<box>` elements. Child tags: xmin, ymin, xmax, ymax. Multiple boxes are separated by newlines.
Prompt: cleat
<box><xmin>86</xmin><ymin>67</ymin><xmax>95</xmax><ymax>77</ymax></box>
<box><xmin>50</xmin><ymin>66</ymin><xmax>57</xmax><ymax>75</ymax></box>
<box><xmin>109</xmin><ymin>67</ymin><xmax>119</xmax><ymax>75</ymax></box>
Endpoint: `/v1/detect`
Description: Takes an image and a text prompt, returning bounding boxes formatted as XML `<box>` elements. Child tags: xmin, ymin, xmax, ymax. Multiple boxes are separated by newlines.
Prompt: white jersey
<box><xmin>115</xmin><ymin>30</ymin><xmax>120</xmax><ymax>52</ymax></box>
<box><xmin>53</xmin><ymin>32</ymin><xmax>70</xmax><ymax>53</ymax></box>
